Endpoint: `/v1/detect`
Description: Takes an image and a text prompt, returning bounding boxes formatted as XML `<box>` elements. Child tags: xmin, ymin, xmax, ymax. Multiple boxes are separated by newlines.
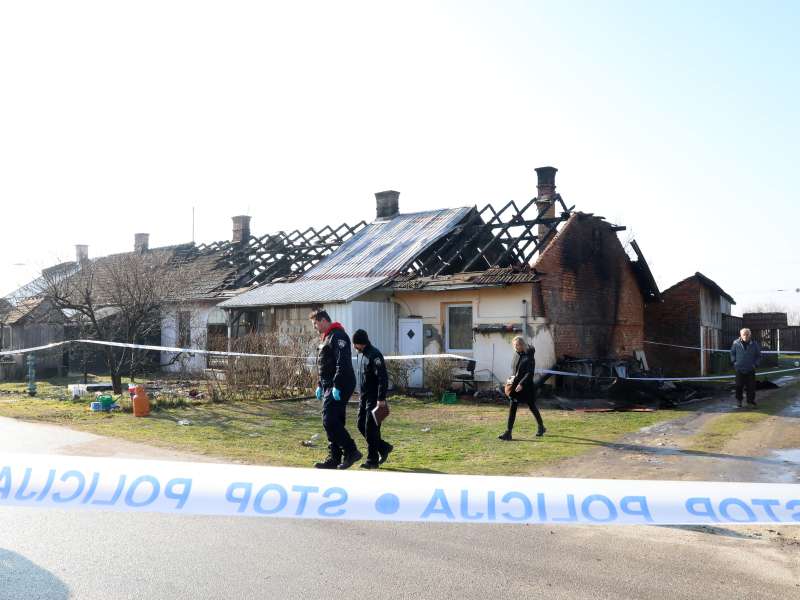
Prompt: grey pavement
<box><xmin>1</xmin><ymin>417</ymin><xmax>798</xmax><ymax>599</ymax></box>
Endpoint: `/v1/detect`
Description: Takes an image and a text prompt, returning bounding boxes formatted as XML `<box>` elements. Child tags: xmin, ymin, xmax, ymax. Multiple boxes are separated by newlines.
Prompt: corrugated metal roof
<box><xmin>220</xmin><ymin>207</ymin><xmax>471</xmax><ymax>308</ymax></box>
<box><xmin>219</xmin><ymin>277</ymin><xmax>386</xmax><ymax>307</ymax></box>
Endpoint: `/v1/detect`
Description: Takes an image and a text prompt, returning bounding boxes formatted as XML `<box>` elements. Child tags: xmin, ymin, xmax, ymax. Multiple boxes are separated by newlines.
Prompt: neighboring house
<box><xmin>221</xmin><ymin>166</ymin><xmax>661</xmax><ymax>387</ymax></box>
<box><xmin>644</xmin><ymin>272</ymin><xmax>736</xmax><ymax>376</ymax></box>
<box><xmin>2</xmin><ymin>216</ymin><xmax>366</xmax><ymax>377</ymax></box>
<box><xmin>0</xmin><ymin>297</ymin><xmax>66</xmax><ymax>380</ymax></box>
<box><xmin>160</xmin><ymin>216</ymin><xmax>366</xmax><ymax>373</ymax></box>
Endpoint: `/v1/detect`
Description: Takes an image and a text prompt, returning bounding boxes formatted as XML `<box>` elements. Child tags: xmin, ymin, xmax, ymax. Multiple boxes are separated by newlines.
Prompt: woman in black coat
<box><xmin>498</xmin><ymin>336</ymin><xmax>546</xmax><ymax>441</ymax></box>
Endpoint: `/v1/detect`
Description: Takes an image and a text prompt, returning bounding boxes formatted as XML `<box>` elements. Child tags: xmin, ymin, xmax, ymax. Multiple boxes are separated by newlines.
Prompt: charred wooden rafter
<box><xmin>193</xmin><ymin>220</ymin><xmax>367</xmax><ymax>291</ymax></box>
<box><xmin>410</xmin><ymin>195</ymin><xmax>573</xmax><ymax>277</ymax></box>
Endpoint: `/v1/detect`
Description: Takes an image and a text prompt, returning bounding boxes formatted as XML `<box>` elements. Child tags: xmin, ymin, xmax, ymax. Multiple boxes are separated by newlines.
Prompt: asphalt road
<box><xmin>1</xmin><ymin>418</ymin><xmax>798</xmax><ymax>600</ymax></box>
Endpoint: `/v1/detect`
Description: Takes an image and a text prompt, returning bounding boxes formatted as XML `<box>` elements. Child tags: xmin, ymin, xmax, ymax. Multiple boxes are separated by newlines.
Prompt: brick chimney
<box><xmin>75</xmin><ymin>245</ymin><xmax>89</xmax><ymax>263</ymax></box>
<box><xmin>534</xmin><ymin>166</ymin><xmax>558</xmax><ymax>246</ymax></box>
<box><xmin>134</xmin><ymin>233</ymin><xmax>149</xmax><ymax>253</ymax></box>
<box><xmin>375</xmin><ymin>191</ymin><xmax>400</xmax><ymax>220</ymax></box>
<box><xmin>232</xmin><ymin>215</ymin><xmax>251</xmax><ymax>244</ymax></box>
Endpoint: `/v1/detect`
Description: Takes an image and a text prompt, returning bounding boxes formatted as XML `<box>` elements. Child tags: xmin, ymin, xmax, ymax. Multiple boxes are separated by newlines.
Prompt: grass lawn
<box><xmin>0</xmin><ymin>384</ymin><xmax>694</xmax><ymax>474</ymax></box>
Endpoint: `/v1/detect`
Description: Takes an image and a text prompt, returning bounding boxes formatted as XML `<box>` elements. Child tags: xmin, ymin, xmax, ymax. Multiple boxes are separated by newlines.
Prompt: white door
<box><xmin>399</xmin><ymin>318</ymin><xmax>423</xmax><ymax>388</ymax></box>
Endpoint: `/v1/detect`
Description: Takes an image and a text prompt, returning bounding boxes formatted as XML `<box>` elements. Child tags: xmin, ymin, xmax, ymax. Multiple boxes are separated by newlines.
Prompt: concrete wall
<box><xmin>394</xmin><ymin>284</ymin><xmax>555</xmax><ymax>385</ymax></box>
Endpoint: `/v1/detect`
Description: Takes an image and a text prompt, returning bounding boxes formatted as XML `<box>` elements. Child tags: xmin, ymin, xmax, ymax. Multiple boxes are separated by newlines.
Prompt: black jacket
<box><xmin>358</xmin><ymin>344</ymin><xmax>388</xmax><ymax>403</ymax></box>
<box><xmin>510</xmin><ymin>348</ymin><xmax>535</xmax><ymax>400</ymax></box>
<box><xmin>317</xmin><ymin>326</ymin><xmax>356</xmax><ymax>393</ymax></box>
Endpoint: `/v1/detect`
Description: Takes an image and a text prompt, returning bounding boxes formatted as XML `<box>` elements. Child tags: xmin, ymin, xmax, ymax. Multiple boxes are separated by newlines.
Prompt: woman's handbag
<box><xmin>504</xmin><ymin>377</ymin><xmax>516</xmax><ymax>398</ymax></box>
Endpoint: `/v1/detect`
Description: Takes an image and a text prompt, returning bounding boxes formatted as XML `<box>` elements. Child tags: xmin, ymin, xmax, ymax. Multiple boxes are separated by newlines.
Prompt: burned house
<box><xmin>644</xmin><ymin>272</ymin><xmax>736</xmax><ymax>376</ymax></box>
<box><xmin>221</xmin><ymin>166</ymin><xmax>661</xmax><ymax>387</ymax></box>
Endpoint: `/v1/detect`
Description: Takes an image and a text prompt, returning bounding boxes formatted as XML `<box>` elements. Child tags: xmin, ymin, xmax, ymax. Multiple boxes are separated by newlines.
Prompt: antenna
<box><xmin>192</xmin><ymin>207</ymin><xmax>195</xmax><ymax>243</ymax></box>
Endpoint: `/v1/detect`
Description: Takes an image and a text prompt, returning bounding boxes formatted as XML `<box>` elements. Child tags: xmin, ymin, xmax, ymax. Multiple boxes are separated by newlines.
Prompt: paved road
<box><xmin>1</xmin><ymin>418</ymin><xmax>798</xmax><ymax>600</ymax></box>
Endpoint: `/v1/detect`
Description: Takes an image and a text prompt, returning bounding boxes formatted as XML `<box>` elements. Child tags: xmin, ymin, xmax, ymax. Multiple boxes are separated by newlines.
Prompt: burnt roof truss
<box><xmin>412</xmin><ymin>195</ymin><xmax>573</xmax><ymax>277</ymax></box>
<box><xmin>194</xmin><ymin>221</ymin><xmax>367</xmax><ymax>291</ymax></box>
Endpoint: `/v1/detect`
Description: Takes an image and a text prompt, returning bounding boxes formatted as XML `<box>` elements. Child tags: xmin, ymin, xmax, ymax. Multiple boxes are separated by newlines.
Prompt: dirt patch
<box><xmin>532</xmin><ymin>383</ymin><xmax>800</xmax><ymax>546</ymax></box>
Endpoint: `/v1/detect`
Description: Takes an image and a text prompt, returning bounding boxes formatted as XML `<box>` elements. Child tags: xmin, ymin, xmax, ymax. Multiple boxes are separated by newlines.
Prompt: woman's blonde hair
<box><xmin>512</xmin><ymin>336</ymin><xmax>527</xmax><ymax>348</ymax></box>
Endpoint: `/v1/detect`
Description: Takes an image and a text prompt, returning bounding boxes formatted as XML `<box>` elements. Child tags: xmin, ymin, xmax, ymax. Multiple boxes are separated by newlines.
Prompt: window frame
<box><xmin>177</xmin><ymin>311</ymin><xmax>191</xmax><ymax>348</ymax></box>
<box><xmin>445</xmin><ymin>303</ymin><xmax>474</xmax><ymax>353</ymax></box>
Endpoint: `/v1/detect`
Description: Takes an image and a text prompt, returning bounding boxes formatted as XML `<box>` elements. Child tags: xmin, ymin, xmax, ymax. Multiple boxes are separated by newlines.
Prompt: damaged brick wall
<box><xmin>644</xmin><ymin>278</ymin><xmax>701</xmax><ymax>375</ymax></box>
<box><xmin>535</xmin><ymin>214</ymin><xmax>644</xmax><ymax>360</ymax></box>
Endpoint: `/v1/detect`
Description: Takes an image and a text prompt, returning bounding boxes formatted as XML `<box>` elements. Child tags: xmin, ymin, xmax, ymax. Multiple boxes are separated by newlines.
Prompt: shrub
<box><xmin>424</xmin><ymin>358</ymin><xmax>456</xmax><ymax>399</ymax></box>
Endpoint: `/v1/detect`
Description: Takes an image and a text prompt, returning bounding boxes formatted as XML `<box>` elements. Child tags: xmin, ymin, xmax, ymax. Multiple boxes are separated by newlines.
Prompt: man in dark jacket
<box><xmin>310</xmin><ymin>310</ymin><xmax>361</xmax><ymax>469</ymax></box>
<box><xmin>352</xmin><ymin>329</ymin><xmax>393</xmax><ymax>469</ymax></box>
<box><xmin>730</xmin><ymin>327</ymin><xmax>761</xmax><ymax>408</ymax></box>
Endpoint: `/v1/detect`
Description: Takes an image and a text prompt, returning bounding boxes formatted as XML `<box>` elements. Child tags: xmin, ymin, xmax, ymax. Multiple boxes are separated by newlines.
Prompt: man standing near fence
<box><xmin>352</xmin><ymin>329</ymin><xmax>393</xmax><ymax>469</ymax></box>
<box><xmin>310</xmin><ymin>309</ymin><xmax>362</xmax><ymax>469</ymax></box>
<box><xmin>731</xmin><ymin>327</ymin><xmax>761</xmax><ymax>408</ymax></box>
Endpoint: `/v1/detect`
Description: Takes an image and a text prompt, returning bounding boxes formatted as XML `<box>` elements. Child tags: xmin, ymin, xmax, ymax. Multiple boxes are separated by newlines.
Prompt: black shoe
<box><xmin>378</xmin><ymin>443</ymin><xmax>394</xmax><ymax>465</ymax></box>
<box><xmin>314</xmin><ymin>456</ymin><xmax>341</xmax><ymax>469</ymax></box>
<box><xmin>337</xmin><ymin>449</ymin><xmax>363</xmax><ymax>470</ymax></box>
<box><xmin>737</xmin><ymin>402</ymin><xmax>743</xmax><ymax>408</ymax></box>
<box><xmin>536</xmin><ymin>426</ymin><xmax>547</xmax><ymax>437</ymax></box>
<box><xmin>360</xmin><ymin>461</ymin><xmax>379</xmax><ymax>469</ymax></box>
<box><xmin>747</xmin><ymin>400</ymin><xmax>757</xmax><ymax>407</ymax></box>
<box><xmin>498</xmin><ymin>431</ymin><xmax>512</xmax><ymax>441</ymax></box>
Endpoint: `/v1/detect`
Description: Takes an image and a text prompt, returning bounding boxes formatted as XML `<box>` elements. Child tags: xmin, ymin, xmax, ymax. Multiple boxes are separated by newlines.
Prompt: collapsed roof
<box><xmin>221</xmin><ymin>194</ymin><xmax>576</xmax><ymax>308</ymax></box>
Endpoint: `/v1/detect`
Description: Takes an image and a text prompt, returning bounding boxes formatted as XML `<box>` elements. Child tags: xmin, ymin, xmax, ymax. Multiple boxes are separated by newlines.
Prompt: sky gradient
<box><xmin>1</xmin><ymin>1</ymin><xmax>798</xmax><ymax>317</ymax></box>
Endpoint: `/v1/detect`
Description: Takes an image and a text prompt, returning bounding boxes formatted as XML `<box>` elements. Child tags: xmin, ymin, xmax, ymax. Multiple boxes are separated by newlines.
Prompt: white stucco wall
<box><xmin>394</xmin><ymin>285</ymin><xmax>556</xmax><ymax>386</ymax></box>
<box><xmin>161</xmin><ymin>301</ymin><xmax>222</xmax><ymax>373</ymax></box>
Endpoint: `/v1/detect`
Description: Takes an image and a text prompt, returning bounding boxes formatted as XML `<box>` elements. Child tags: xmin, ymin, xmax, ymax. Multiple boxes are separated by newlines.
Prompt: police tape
<box><xmin>2</xmin><ymin>453</ymin><xmax>798</xmax><ymax>525</ymax></box>
<box><xmin>535</xmin><ymin>367</ymin><xmax>800</xmax><ymax>382</ymax></box>
<box><xmin>4</xmin><ymin>339</ymin><xmax>800</xmax><ymax>383</ymax></box>
<box><xmin>644</xmin><ymin>341</ymin><xmax>799</xmax><ymax>355</ymax></box>
<box><xmin>0</xmin><ymin>339</ymin><xmax>469</xmax><ymax>362</ymax></box>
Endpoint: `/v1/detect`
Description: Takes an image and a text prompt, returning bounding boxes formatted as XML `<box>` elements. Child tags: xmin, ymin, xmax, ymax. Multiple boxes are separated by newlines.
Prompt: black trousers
<box><xmin>735</xmin><ymin>370</ymin><xmax>756</xmax><ymax>404</ymax></box>
<box><xmin>507</xmin><ymin>391</ymin><xmax>544</xmax><ymax>432</ymax></box>
<box><xmin>322</xmin><ymin>390</ymin><xmax>357</xmax><ymax>458</ymax></box>
<box><xmin>357</xmin><ymin>398</ymin><xmax>391</xmax><ymax>462</ymax></box>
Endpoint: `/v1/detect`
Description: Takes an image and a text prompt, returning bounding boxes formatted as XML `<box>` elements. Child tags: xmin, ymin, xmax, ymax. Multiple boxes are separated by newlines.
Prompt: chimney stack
<box><xmin>134</xmin><ymin>233</ymin><xmax>149</xmax><ymax>253</ymax></box>
<box><xmin>375</xmin><ymin>190</ymin><xmax>400</xmax><ymax>220</ymax></box>
<box><xmin>232</xmin><ymin>215</ymin><xmax>251</xmax><ymax>244</ymax></box>
<box><xmin>534</xmin><ymin>166</ymin><xmax>558</xmax><ymax>247</ymax></box>
<box><xmin>75</xmin><ymin>245</ymin><xmax>89</xmax><ymax>263</ymax></box>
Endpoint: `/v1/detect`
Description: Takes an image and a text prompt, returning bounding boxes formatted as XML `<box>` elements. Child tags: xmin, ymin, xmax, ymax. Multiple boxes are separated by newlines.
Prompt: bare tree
<box><xmin>41</xmin><ymin>251</ymin><xmax>197</xmax><ymax>393</ymax></box>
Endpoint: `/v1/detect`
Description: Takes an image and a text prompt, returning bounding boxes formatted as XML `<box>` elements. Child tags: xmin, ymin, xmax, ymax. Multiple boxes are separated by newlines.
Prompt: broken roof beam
<box><xmin>460</xmin><ymin>197</ymin><xmax>547</xmax><ymax>272</ymax></box>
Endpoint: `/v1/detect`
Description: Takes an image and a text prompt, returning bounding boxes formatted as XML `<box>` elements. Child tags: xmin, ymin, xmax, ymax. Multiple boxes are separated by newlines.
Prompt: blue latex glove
<box><xmin>332</xmin><ymin>387</ymin><xmax>342</xmax><ymax>401</ymax></box>
<box><xmin>315</xmin><ymin>386</ymin><xmax>322</xmax><ymax>400</ymax></box>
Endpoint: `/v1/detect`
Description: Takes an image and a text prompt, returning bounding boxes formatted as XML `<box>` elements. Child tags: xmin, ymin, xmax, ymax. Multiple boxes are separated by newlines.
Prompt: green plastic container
<box><xmin>98</xmin><ymin>394</ymin><xmax>114</xmax><ymax>410</ymax></box>
<box><xmin>441</xmin><ymin>392</ymin><xmax>457</xmax><ymax>404</ymax></box>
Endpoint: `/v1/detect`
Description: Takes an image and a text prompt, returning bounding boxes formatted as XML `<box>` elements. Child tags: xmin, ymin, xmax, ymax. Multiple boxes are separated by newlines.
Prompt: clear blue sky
<box><xmin>1</xmin><ymin>1</ymin><xmax>798</xmax><ymax>317</ymax></box>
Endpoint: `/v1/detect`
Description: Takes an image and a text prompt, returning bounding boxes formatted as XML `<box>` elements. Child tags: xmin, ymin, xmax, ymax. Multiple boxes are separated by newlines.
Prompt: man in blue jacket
<box><xmin>310</xmin><ymin>310</ymin><xmax>361</xmax><ymax>469</ymax></box>
<box><xmin>730</xmin><ymin>328</ymin><xmax>761</xmax><ymax>408</ymax></box>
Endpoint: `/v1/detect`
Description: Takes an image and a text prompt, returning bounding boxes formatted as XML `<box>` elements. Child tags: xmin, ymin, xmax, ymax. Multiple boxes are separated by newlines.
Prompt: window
<box><xmin>0</xmin><ymin>325</ymin><xmax>11</xmax><ymax>351</ymax></box>
<box><xmin>446</xmin><ymin>304</ymin><xmax>473</xmax><ymax>352</ymax></box>
<box><xmin>177</xmin><ymin>311</ymin><xmax>191</xmax><ymax>347</ymax></box>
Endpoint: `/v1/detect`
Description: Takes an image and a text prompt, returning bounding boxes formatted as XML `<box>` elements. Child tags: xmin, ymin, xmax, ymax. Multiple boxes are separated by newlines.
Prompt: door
<box><xmin>399</xmin><ymin>318</ymin><xmax>423</xmax><ymax>388</ymax></box>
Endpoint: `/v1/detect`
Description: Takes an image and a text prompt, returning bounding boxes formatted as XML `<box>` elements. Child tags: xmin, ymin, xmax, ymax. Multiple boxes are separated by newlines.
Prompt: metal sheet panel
<box><xmin>218</xmin><ymin>277</ymin><xmax>385</xmax><ymax>308</ymax></box>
